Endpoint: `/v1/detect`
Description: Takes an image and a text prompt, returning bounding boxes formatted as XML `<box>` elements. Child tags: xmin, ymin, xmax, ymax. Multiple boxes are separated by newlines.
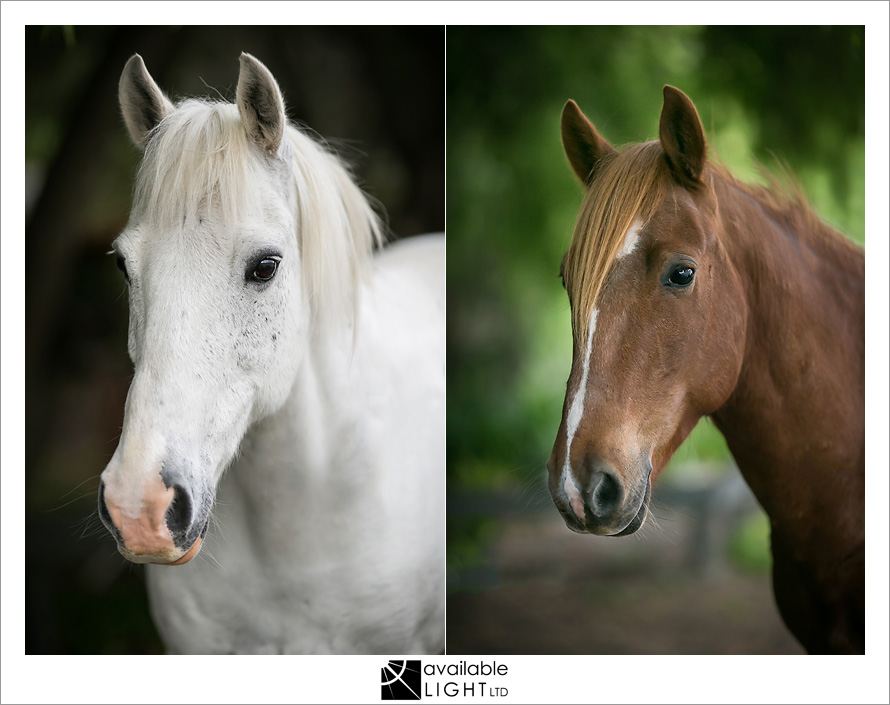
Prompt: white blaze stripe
<box><xmin>616</xmin><ymin>218</ymin><xmax>643</xmax><ymax>260</ymax></box>
<box><xmin>565</xmin><ymin>308</ymin><xmax>597</xmax><ymax>443</ymax></box>
<box><xmin>561</xmin><ymin>219</ymin><xmax>640</xmax><ymax>521</ymax></box>
<box><xmin>562</xmin><ymin>308</ymin><xmax>598</xmax><ymax>521</ymax></box>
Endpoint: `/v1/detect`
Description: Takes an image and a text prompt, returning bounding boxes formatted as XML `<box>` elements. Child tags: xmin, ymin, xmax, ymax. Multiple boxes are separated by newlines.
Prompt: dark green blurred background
<box><xmin>25</xmin><ymin>25</ymin><xmax>444</xmax><ymax>654</ymax></box>
<box><xmin>446</xmin><ymin>26</ymin><xmax>864</xmax><ymax>654</ymax></box>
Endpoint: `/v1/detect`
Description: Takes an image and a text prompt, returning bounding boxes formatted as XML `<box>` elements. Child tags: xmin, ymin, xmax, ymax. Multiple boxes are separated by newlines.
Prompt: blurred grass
<box><xmin>729</xmin><ymin>513</ymin><xmax>773</xmax><ymax>574</ymax></box>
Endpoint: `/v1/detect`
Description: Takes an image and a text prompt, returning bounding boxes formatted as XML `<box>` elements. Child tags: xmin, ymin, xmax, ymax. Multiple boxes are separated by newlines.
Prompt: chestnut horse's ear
<box><xmin>119</xmin><ymin>54</ymin><xmax>174</xmax><ymax>150</ymax></box>
<box><xmin>236</xmin><ymin>52</ymin><xmax>286</xmax><ymax>155</ymax></box>
<box><xmin>659</xmin><ymin>85</ymin><xmax>707</xmax><ymax>187</ymax></box>
<box><xmin>561</xmin><ymin>99</ymin><xmax>616</xmax><ymax>185</ymax></box>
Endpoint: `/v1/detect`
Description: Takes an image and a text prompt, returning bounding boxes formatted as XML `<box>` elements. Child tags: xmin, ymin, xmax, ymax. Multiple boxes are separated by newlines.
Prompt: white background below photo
<box><xmin>3</xmin><ymin>655</ymin><xmax>890</xmax><ymax>704</ymax></box>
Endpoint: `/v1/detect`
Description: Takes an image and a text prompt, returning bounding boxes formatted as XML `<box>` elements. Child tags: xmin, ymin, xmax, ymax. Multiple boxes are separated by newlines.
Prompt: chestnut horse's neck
<box><xmin>709</xmin><ymin>171</ymin><xmax>864</xmax><ymax>653</ymax></box>
<box><xmin>710</xmin><ymin>172</ymin><xmax>864</xmax><ymax>508</ymax></box>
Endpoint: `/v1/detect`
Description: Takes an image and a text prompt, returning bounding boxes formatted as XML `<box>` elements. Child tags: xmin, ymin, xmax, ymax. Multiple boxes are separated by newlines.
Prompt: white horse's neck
<box><xmin>147</xmin><ymin>235</ymin><xmax>445</xmax><ymax>654</ymax></box>
<box><xmin>226</xmin><ymin>313</ymin><xmax>376</xmax><ymax>527</ymax></box>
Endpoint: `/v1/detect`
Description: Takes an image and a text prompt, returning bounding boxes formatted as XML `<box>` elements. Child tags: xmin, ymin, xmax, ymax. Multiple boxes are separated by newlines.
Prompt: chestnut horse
<box><xmin>548</xmin><ymin>86</ymin><xmax>864</xmax><ymax>654</ymax></box>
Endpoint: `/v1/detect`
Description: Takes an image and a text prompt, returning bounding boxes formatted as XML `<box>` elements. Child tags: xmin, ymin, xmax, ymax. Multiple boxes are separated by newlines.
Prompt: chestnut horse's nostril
<box><xmin>165</xmin><ymin>484</ymin><xmax>193</xmax><ymax>536</ymax></box>
<box><xmin>589</xmin><ymin>470</ymin><xmax>622</xmax><ymax>520</ymax></box>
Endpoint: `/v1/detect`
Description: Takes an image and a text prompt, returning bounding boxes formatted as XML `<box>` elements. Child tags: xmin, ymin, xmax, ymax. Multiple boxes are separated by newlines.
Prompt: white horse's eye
<box><xmin>249</xmin><ymin>256</ymin><xmax>280</xmax><ymax>283</ymax></box>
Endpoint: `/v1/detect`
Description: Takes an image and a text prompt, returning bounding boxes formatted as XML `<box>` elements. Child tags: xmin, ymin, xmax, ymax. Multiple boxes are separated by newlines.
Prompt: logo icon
<box><xmin>381</xmin><ymin>660</ymin><xmax>422</xmax><ymax>700</ymax></box>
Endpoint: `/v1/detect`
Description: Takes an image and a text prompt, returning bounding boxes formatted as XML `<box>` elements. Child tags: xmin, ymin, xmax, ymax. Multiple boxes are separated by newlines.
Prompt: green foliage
<box><xmin>447</xmin><ymin>515</ymin><xmax>500</xmax><ymax>593</ymax></box>
<box><xmin>447</xmin><ymin>26</ymin><xmax>864</xmax><ymax>499</ymax></box>
<box><xmin>40</xmin><ymin>25</ymin><xmax>77</xmax><ymax>48</ymax></box>
<box><xmin>728</xmin><ymin>512</ymin><xmax>773</xmax><ymax>574</ymax></box>
<box><xmin>662</xmin><ymin>419</ymin><xmax>733</xmax><ymax>485</ymax></box>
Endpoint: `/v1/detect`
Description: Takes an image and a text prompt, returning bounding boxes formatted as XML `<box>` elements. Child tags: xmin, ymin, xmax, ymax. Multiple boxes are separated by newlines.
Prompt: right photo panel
<box><xmin>446</xmin><ymin>26</ymin><xmax>865</xmax><ymax>655</ymax></box>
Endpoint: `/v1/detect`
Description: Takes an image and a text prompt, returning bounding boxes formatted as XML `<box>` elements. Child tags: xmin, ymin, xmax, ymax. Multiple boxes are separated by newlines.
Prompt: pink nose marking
<box><xmin>104</xmin><ymin>475</ymin><xmax>181</xmax><ymax>561</ymax></box>
<box><xmin>563</xmin><ymin>473</ymin><xmax>586</xmax><ymax>524</ymax></box>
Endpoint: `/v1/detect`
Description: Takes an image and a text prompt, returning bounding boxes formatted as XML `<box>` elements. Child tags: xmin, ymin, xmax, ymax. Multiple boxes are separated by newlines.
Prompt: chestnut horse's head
<box><xmin>548</xmin><ymin>86</ymin><xmax>747</xmax><ymax>536</ymax></box>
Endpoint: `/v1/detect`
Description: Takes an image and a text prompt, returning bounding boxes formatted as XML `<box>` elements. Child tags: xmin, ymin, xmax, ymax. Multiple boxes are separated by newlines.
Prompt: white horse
<box><xmin>98</xmin><ymin>53</ymin><xmax>445</xmax><ymax>654</ymax></box>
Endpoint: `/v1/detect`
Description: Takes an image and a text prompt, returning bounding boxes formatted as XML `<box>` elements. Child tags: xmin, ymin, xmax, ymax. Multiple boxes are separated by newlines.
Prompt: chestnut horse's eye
<box><xmin>116</xmin><ymin>253</ymin><xmax>129</xmax><ymax>282</ymax></box>
<box><xmin>668</xmin><ymin>266</ymin><xmax>695</xmax><ymax>287</ymax></box>
<box><xmin>249</xmin><ymin>257</ymin><xmax>280</xmax><ymax>283</ymax></box>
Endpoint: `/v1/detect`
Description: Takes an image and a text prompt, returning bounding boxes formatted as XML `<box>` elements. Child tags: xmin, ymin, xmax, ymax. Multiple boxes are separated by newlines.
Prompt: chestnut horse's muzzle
<box><xmin>549</xmin><ymin>457</ymin><xmax>652</xmax><ymax>536</ymax></box>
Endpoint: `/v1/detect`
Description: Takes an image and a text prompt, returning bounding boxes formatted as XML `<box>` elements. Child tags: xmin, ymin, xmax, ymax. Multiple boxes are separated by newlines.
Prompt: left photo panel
<box><xmin>25</xmin><ymin>25</ymin><xmax>445</xmax><ymax>654</ymax></box>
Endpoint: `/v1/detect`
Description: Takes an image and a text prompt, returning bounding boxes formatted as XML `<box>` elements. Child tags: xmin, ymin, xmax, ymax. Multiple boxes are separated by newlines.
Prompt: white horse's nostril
<box><xmin>164</xmin><ymin>484</ymin><xmax>193</xmax><ymax>536</ymax></box>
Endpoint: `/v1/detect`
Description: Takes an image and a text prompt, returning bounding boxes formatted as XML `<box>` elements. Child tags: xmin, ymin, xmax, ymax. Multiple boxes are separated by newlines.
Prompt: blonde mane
<box><xmin>132</xmin><ymin>98</ymin><xmax>384</xmax><ymax>322</ymax></box>
<box><xmin>563</xmin><ymin>141</ymin><xmax>670</xmax><ymax>343</ymax></box>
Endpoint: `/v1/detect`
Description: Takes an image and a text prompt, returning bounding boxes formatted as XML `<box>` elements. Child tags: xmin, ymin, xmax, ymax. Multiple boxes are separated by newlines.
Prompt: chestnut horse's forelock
<box><xmin>563</xmin><ymin>141</ymin><xmax>671</xmax><ymax>343</ymax></box>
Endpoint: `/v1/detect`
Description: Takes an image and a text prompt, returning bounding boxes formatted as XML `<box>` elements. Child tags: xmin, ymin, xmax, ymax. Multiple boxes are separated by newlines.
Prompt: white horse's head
<box><xmin>99</xmin><ymin>53</ymin><xmax>381</xmax><ymax>564</ymax></box>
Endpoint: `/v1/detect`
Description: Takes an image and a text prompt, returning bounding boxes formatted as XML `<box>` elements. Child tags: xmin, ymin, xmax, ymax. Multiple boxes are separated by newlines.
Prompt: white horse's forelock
<box><xmin>132</xmin><ymin>98</ymin><xmax>384</xmax><ymax>324</ymax></box>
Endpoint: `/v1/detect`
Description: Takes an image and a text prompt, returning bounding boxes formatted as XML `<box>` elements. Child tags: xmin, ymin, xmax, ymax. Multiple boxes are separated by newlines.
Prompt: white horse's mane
<box><xmin>132</xmin><ymin>98</ymin><xmax>384</xmax><ymax>322</ymax></box>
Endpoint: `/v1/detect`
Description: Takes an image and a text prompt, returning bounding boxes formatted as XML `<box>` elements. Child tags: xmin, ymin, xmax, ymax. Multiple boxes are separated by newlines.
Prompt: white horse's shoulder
<box><xmin>374</xmin><ymin>233</ymin><xmax>445</xmax><ymax>293</ymax></box>
<box><xmin>368</xmin><ymin>233</ymin><xmax>445</xmax><ymax>341</ymax></box>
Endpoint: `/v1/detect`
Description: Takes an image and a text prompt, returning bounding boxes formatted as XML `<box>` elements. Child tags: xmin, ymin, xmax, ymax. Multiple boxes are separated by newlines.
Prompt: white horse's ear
<box><xmin>119</xmin><ymin>54</ymin><xmax>174</xmax><ymax>150</ymax></box>
<box><xmin>236</xmin><ymin>53</ymin><xmax>286</xmax><ymax>155</ymax></box>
